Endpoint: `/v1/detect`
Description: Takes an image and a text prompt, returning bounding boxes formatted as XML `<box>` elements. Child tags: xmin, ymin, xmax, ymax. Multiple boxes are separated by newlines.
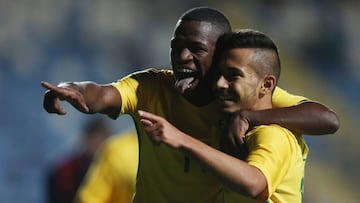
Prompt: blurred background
<box><xmin>0</xmin><ymin>0</ymin><xmax>359</xmax><ymax>202</ymax></box>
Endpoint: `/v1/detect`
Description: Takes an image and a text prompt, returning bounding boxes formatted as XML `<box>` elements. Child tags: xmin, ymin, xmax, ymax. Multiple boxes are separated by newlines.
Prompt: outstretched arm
<box><xmin>41</xmin><ymin>81</ymin><xmax>121</xmax><ymax>119</ymax></box>
<box><xmin>138</xmin><ymin>110</ymin><xmax>267</xmax><ymax>198</ymax></box>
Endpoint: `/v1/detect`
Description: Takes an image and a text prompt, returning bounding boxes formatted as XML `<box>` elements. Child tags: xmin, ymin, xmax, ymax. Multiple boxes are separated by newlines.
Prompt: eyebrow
<box><xmin>223</xmin><ymin>66</ymin><xmax>244</xmax><ymax>76</ymax></box>
<box><xmin>171</xmin><ymin>37</ymin><xmax>207</xmax><ymax>48</ymax></box>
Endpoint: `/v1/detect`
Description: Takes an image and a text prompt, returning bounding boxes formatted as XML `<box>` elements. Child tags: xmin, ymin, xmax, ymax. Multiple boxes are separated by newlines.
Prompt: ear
<box><xmin>260</xmin><ymin>75</ymin><xmax>276</xmax><ymax>95</ymax></box>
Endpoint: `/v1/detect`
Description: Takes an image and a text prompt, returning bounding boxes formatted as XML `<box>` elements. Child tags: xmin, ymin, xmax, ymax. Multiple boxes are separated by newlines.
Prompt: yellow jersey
<box><xmin>76</xmin><ymin>131</ymin><xmax>139</xmax><ymax>203</ymax></box>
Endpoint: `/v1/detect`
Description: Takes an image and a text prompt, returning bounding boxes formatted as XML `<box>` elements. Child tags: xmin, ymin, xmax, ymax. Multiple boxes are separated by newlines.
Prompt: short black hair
<box><xmin>215</xmin><ymin>29</ymin><xmax>281</xmax><ymax>80</ymax></box>
<box><xmin>180</xmin><ymin>7</ymin><xmax>232</xmax><ymax>34</ymax></box>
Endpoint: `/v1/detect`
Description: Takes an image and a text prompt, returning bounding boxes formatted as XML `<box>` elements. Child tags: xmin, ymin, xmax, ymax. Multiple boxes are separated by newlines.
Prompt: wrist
<box><xmin>180</xmin><ymin>133</ymin><xmax>203</xmax><ymax>154</ymax></box>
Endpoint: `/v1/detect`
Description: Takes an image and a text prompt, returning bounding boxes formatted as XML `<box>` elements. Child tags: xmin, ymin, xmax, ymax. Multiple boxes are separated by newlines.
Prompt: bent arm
<box><xmin>182</xmin><ymin>134</ymin><xmax>267</xmax><ymax>198</ymax></box>
<box><xmin>138</xmin><ymin>110</ymin><xmax>267</xmax><ymax>198</ymax></box>
<box><xmin>42</xmin><ymin>81</ymin><xmax>121</xmax><ymax>119</ymax></box>
<box><xmin>244</xmin><ymin>101</ymin><xmax>339</xmax><ymax>135</ymax></box>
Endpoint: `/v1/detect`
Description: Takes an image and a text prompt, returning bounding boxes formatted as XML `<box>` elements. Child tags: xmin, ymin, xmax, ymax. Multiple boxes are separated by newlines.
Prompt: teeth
<box><xmin>177</xmin><ymin>69</ymin><xmax>194</xmax><ymax>73</ymax></box>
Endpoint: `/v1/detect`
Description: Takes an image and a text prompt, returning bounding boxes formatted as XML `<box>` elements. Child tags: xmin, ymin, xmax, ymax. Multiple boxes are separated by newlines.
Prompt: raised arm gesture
<box><xmin>41</xmin><ymin>81</ymin><xmax>121</xmax><ymax>118</ymax></box>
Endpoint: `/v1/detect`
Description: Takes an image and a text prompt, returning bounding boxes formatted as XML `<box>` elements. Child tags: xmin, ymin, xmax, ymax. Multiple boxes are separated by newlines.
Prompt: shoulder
<box><xmin>248</xmin><ymin>124</ymin><xmax>288</xmax><ymax>137</ymax></box>
<box><xmin>272</xmin><ymin>86</ymin><xmax>308</xmax><ymax>107</ymax></box>
<box><xmin>130</xmin><ymin>68</ymin><xmax>173</xmax><ymax>79</ymax></box>
<box><xmin>246</xmin><ymin>125</ymin><xmax>298</xmax><ymax>166</ymax></box>
<box><xmin>102</xmin><ymin>131</ymin><xmax>138</xmax><ymax>152</ymax></box>
<box><xmin>247</xmin><ymin>124</ymin><xmax>306</xmax><ymax>156</ymax></box>
<box><xmin>246</xmin><ymin>124</ymin><xmax>296</xmax><ymax>146</ymax></box>
<box><xmin>110</xmin><ymin>68</ymin><xmax>174</xmax><ymax>95</ymax></box>
<box><xmin>91</xmin><ymin>132</ymin><xmax>138</xmax><ymax>171</ymax></box>
<box><xmin>115</xmin><ymin>68</ymin><xmax>174</xmax><ymax>87</ymax></box>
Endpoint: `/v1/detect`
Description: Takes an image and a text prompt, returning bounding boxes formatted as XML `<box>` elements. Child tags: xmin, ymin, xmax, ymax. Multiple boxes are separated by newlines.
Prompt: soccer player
<box><xmin>75</xmin><ymin>130</ymin><xmax>138</xmax><ymax>203</ymax></box>
<box><xmin>42</xmin><ymin>7</ymin><xmax>338</xmax><ymax>203</ymax></box>
<box><xmin>46</xmin><ymin>118</ymin><xmax>110</xmax><ymax>203</ymax></box>
<box><xmin>139</xmin><ymin>29</ymin><xmax>310</xmax><ymax>202</ymax></box>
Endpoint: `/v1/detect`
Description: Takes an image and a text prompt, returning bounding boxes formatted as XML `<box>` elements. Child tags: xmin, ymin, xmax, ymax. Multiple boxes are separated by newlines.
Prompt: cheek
<box><xmin>234</xmin><ymin>83</ymin><xmax>257</xmax><ymax>107</ymax></box>
<box><xmin>233</xmin><ymin>83</ymin><xmax>249</xmax><ymax>98</ymax></box>
<box><xmin>201</xmin><ymin>55</ymin><xmax>213</xmax><ymax>69</ymax></box>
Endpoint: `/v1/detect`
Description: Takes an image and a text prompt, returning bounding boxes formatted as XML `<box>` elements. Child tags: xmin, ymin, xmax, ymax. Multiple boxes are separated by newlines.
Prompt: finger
<box><xmin>226</xmin><ymin>124</ymin><xmax>237</xmax><ymax>146</ymax></box>
<box><xmin>234</xmin><ymin>122</ymin><xmax>249</xmax><ymax>145</ymax></box>
<box><xmin>41</xmin><ymin>81</ymin><xmax>59</xmax><ymax>91</ymax></box>
<box><xmin>140</xmin><ymin>119</ymin><xmax>160</xmax><ymax>134</ymax></box>
<box><xmin>150</xmin><ymin>134</ymin><xmax>162</xmax><ymax>146</ymax></box>
<box><xmin>232</xmin><ymin>124</ymin><xmax>244</xmax><ymax>145</ymax></box>
<box><xmin>43</xmin><ymin>90</ymin><xmax>67</xmax><ymax>115</ymax></box>
<box><xmin>71</xmin><ymin>97</ymin><xmax>89</xmax><ymax>113</ymax></box>
<box><xmin>138</xmin><ymin>110</ymin><xmax>160</xmax><ymax>122</ymax></box>
<box><xmin>54</xmin><ymin>97</ymin><xmax>67</xmax><ymax>115</ymax></box>
<box><xmin>139</xmin><ymin>120</ymin><xmax>162</xmax><ymax>146</ymax></box>
<box><xmin>140</xmin><ymin>118</ymin><xmax>154</xmax><ymax>128</ymax></box>
<box><xmin>41</xmin><ymin>81</ymin><xmax>71</xmax><ymax>98</ymax></box>
<box><xmin>53</xmin><ymin>85</ymin><xmax>89</xmax><ymax>113</ymax></box>
<box><xmin>78</xmin><ymin>103</ymin><xmax>89</xmax><ymax>113</ymax></box>
<box><xmin>234</xmin><ymin>133</ymin><xmax>245</xmax><ymax>145</ymax></box>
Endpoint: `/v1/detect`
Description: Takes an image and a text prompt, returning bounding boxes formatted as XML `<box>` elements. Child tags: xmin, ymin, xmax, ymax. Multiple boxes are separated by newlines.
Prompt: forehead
<box><xmin>222</xmin><ymin>48</ymin><xmax>254</xmax><ymax>65</ymax></box>
<box><xmin>173</xmin><ymin>20</ymin><xmax>220</xmax><ymax>43</ymax></box>
<box><xmin>219</xmin><ymin>48</ymin><xmax>258</xmax><ymax>74</ymax></box>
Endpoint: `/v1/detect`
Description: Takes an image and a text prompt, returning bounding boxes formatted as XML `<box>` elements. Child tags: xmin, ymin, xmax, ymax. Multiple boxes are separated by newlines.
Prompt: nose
<box><xmin>178</xmin><ymin>48</ymin><xmax>193</xmax><ymax>62</ymax></box>
<box><xmin>216</xmin><ymin>75</ymin><xmax>228</xmax><ymax>90</ymax></box>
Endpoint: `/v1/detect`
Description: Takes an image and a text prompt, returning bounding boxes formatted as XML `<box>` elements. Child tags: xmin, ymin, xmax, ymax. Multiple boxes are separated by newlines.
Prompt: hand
<box><xmin>220</xmin><ymin>111</ymin><xmax>250</xmax><ymax>159</ymax></box>
<box><xmin>227</xmin><ymin>110</ymin><xmax>250</xmax><ymax>146</ymax></box>
<box><xmin>138</xmin><ymin>110</ymin><xmax>185</xmax><ymax>148</ymax></box>
<box><xmin>41</xmin><ymin>81</ymin><xmax>89</xmax><ymax>115</ymax></box>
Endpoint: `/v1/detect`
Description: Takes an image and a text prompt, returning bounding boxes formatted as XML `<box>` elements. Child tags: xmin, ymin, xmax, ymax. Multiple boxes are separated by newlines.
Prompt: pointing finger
<box><xmin>138</xmin><ymin>110</ymin><xmax>160</xmax><ymax>122</ymax></box>
<box><xmin>41</xmin><ymin>81</ymin><xmax>58</xmax><ymax>91</ymax></box>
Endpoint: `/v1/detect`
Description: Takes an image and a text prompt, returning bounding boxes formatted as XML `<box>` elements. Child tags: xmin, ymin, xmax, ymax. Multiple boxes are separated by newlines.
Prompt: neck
<box><xmin>252</xmin><ymin>94</ymin><xmax>273</xmax><ymax>111</ymax></box>
<box><xmin>185</xmin><ymin>75</ymin><xmax>215</xmax><ymax>107</ymax></box>
<box><xmin>187</xmin><ymin>89</ymin><xmax>214</xmax><ymax>107</ymax></box>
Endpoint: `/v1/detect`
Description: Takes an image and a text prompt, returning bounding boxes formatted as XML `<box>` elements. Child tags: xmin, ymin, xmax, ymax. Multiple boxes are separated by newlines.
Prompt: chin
<box><xmin>222</xmin><ymin>105</ymin><xmax>240</xmax><ymax>113</ymax></box>
<box><xmin>220</xmin><ymin>107</ymin><xmax>233</xmax><ymax>113</ymax></box>
<box><xmin>217</xmin><ymin>101</ymin><xmax>236</xmax><ymax>113</ymax></box>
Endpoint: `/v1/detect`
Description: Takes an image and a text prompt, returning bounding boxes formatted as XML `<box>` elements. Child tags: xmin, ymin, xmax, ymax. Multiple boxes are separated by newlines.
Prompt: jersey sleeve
<box><xmin>110</xmin><ymin>68</ymin><xmax>173</xmax><ymax>117</ymax></box>
<box><xmin>272</xmin><ymin>86</ymin><xmax>308</xmax><ymax>108</ymax></box>
<box><xmin>111</xmin><ymin>75</ymin><xmax>140</xmax><ymax>116</ymax></box>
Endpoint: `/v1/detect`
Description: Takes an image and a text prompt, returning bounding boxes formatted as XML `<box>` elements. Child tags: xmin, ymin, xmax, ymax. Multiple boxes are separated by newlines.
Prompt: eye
<box><xmin>190</xmin><ymin>46</ymin><xmax>203</xmax><ymax>52</ymax></box>
<box><xmin>224</xmin><ymin>74</ymin><xmax>237</xmax><ymax>81</ymax></box>
<box><xmin>188</xmin><ymin>43</ymin><xmax>207</xmax><ymax>55</ymax></box>
<box><xmin>223</xmin><ymin>68</ymin><xmax>243</xmax><ymax>81</ymax></box>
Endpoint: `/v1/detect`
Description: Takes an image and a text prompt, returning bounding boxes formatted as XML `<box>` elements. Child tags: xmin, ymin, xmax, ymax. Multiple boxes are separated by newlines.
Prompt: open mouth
<box><xmin>174</xmin><ymin>68</ymin><xmax>198</xmax><ymax>94</ymax></box>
